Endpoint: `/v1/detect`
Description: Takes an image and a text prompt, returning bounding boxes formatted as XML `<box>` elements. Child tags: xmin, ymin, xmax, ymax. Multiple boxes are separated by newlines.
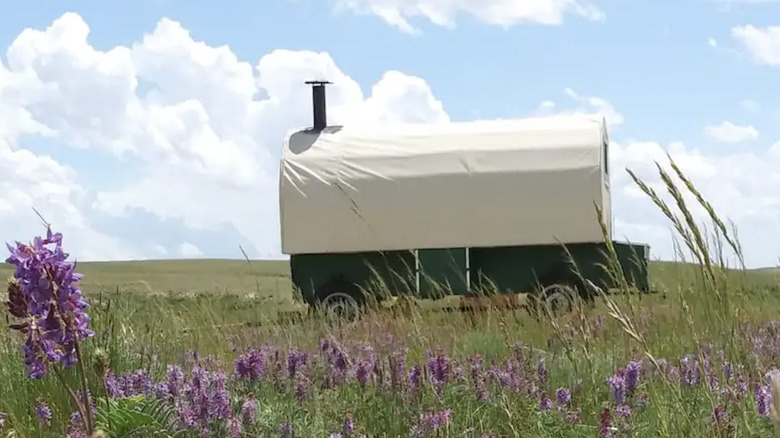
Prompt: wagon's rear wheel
<box><xmin>541</xmin><ymin>284</ymin><xmax>577</xmax><ymax>316</ymax></box>
<box><xmin>526</xmin><ymin>283</ymin><xmax>579</xmax><ymax>318</ymax></box>
<box><xmin>314</xmin><ymin>281</ymin><xmax>365</xmax><ymax>321</ymax></box>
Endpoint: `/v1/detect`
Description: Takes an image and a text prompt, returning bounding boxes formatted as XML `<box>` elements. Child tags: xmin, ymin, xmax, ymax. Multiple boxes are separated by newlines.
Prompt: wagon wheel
<box><xmin>315</xmin><ymin>280</ymin><xmax>365</xmax><ymax>321</ymax></box>
<box><xmin>539</xmin><ymin>284</ymin><xmax>578</xmax><ymax>318</ymax></box>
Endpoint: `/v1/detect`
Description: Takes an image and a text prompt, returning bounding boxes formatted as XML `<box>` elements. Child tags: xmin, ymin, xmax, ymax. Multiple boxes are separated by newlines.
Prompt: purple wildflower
<box><xmin>469</xmin><ymin>355</ymin><xmax>488</xmax><ymax>402</ymax></box>
<box><xmin>153</xmin><ymin>382</ymin><xmax>170</xmax><ymax>400</ymax></box>
<box><xmin>539</xmin><ymin>392</ymin><xmax>552</xmax><ymax>411</ymax></box>
<box><xmin>241</xmin><ymin>396</ymin><xmax>258</xmax><ymax>424</ymax></box>
<box><xmin>615</xmin><ymin>404</ymin><xmax>631</xmax><ymax>417</ymax></box>
<box><xmin>711</xmin><ymin>404</ymin><xmax>728</xmax><ymax>425</ymax></box>
<box><xmin>390</xmin><ymin>349</ymin><xmax>406</xmax><ymax>391</ymax></box>
<box><xmin>624</xmin><ymin>360</ymin><xmax>642</xmax><ymax>396</ymax></box>
<box><xmin>287</xmin><ymin>349</ymin><xmax>308</xmax><ymax>379</ymax></box>
<box><xmin>35</xmin><ymin>399</ymin><xmax>52</xmax><ymax>427</ymax></box>
<box><xmin>235</xmin><ymin>348</ymin><xmax>269</xmax><ymax>381</ymax></box>
<box><xmin>408</xmin><ymin>365</ymin><xmax>422</xmax><ymax>398</ymax></box>
<box><xmin>679</xmin><ymin>355</ymin><xmax>701</xmax><ymax>387</ymax></box>
<box><xmin>411</xmin><ymin>409</ymin><xmax>452</xmax><ymax>437</ymax></box>
<box><xmin>0</xmin><ymin>412</ymin><xmax>4</xmax><ymax>430</ymax></box>
<box><xmin>722</xmin><ymin>362</ymin><xmax>734</xmax><ymax>380</ymax></box>
<box><xmin>5</xmin><ymin>227</ymin><xmax>94</xmax><ymax>378</ymax></box>
<box><xmin>355</xmin><ymin>360</ymin><xmax>372</xmax><ymax>388</ymax></box>
<box><xmin>607</xmin><ymin>374</ymin><xmax>626</xmax><ymax>405</ymax></box>
<box><xmin>555</xmin><ymin>387</ymin><xmax>571</xmax><ymax>406</ymax></box>
<box><xmin>426</xmin><ymin>349</ymin><xmax>451</xmax><ymax>396</ymax></box>
<box><xmin>600</xmin><ymin>408</ymin><xmax>612</xmax><ymax>437</ymax></box>
<box><xmin>279</xmin><ymin>421</ymin><xmax>294</xmax><ymax>437</ymax></box>
<box><xmin>230</xmin><ymin>416</ymin><xmax>243</xmax><ymax>438</ymax></box>
<box><xmin>537</xmin><ymin>357</ymin><xmax>547</xmax><ymax>383</ymax></box>
<box><xmin>342</xmin><ymin>414</ymin><xmax>355</xmax><ymax>437</ymax></box>
<box><xmin>756</xmin><ymin>385</ymin><xmax>772</xmax><ymax>417</ymax></box>
<box><xmin>296</xmin><ymin>376</ymin><xmax>309</xmax><ymax>404</ymax></box>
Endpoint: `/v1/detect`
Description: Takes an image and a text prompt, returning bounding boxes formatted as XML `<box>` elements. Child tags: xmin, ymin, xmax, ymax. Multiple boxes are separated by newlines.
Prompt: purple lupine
<box><xmin>607</xmin><ymin>374</ymin><xmax>626</xmax><ymax>405</ymax></box>
<box><xmin>210</xmin><ymin>371</ymin><xmax>231</xmax><ymax>419</ymax></box>
<box><xmin>408</xmin><ymin>365</ymin><xmax>423</xmax><ymax>398</ymax></box>
<box><xmin>230</xmin><ymin>416</ymin><xmax>243</xmax><ymax>438</ymax></box>
<box><xmin>279</xmin><ymin>421</ymin><xmax>294</xmax><ymax>437</ymax></box>
<box><xmin>615</xmin><ymin>404</ymin><xmax>631</xmax><ymax>417</ymax></box>
<box><xmin>35</xmin><ymin>399</ymin><xmax>52</xmax><ymax>427</ymax></box>
<box><xmin>241</xmin><ymin>397</ymin><xmax>258</xmax><ymax>424</ymax></box>
<box><xmin>355</xmin><ymin>360</ymin><xmax>372</xmax><ymax>388</ymax></box>
<box><xmin>67</xmin><ymin>411</ymin><xmax>85</xmax><ymax>437</ymax></box>
<box><xmin>600</xmin><ymin>408</ymin><xmax>612</xmax><ymax>437</ymax></box>
<box><xmin>624</xmin><ymin>360</ymin><xmax>642</xmax><ymax>396</ymax></box>
<box><xmin>539</xmin><ymin>392</ymin><xmax>552</xmax><ymax>411</ymax></box>
<box><xmin>5</xmin><ymin>227</ymin><xmax>95</xmax><ymax>378</ymax></box>
<box><xmin>296</xmin><ymin>375</ymin><xmax>309</xmax><ymax>404</ymax></box>
<box><xmin>722</xmin><ymin>362</ymin><xmax>734</xmax><ymax>380</ymax></box>
<box><xmin>235</xmin><ymin>348</ymin><xmax>269</xmax><ymax>381</ymax></box>
<box><xmin>556</xmin><ymin>387</ymin><xmax>571</xmax><ymax>406</ymax></box>
<box><xmin>711</xmin><ymin>404</ymin><xmax>728</xmax><ymax>425</ymax></box>
<box><xmin>756</xmin><ymin>385</ymin><xmax>772</xmax><ymax>417</ymax></box>
<box><xmin>342</xmin><ymin>414</ymin><xmax>355</xmax><ymax>437</ymax></box>
<box><xmin>737</xmin><ymin>375</ymin><xmax>748</xmax><ymax>398</ymax></box>
<box><xmin>105</xmin><ymin>371</ymin><xmax>123</xmax><ymax>398</ymax></box>
<box><xmin>287</xmin><ymin>349</ymin><xmax>308</xmax><ymax>380</ymax></box>
<box><xmin>411</xmin><ymin>409</ymin><xmax>452</xmax><ymax>436</ymax></box>
<box><xmin>426</xmin><ymin>349</ymin><xmax>451</xmax><ymax>396</ymax></box>
<box><xmin>537</xmin><ymin>357</ymin><xmax>547</xmax><ymax>383</ymax></box>
<box><xmin>679</xmin><ymin>355</ymin><xmax>701</xmax><ymax>387</ymax></box>
<box><xmin>390</xmin><ymin>349</ymin><xmax>406</xmax><ymax>391</ymax></box>
<box><xmin>107</xmin><ymin>369</ymin><xmax>153</xmax><ymax>398</ymax></box>
<box><xmin>469</xmin><ymin>355</ymin><xmax>488</xmax><ymax>402</ymax></box>
<box><xmin>153</xmin><ymin>382</ymin><xmax>170</xmax><ymax>400</ymax></box>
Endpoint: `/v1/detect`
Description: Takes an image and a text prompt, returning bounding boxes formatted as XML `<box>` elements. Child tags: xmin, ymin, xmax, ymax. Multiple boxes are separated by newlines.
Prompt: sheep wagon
<box><xmin>279</xmin><ymin>82</ymin><xmax>651</xmax><ymax>317</ymax></box>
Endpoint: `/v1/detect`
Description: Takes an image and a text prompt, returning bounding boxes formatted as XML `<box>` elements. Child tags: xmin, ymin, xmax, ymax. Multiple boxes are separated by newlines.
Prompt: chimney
<box><xmin>305</xmin><ymin>80</ymin><xmax>332</xmax><ymax>131</ymax></box>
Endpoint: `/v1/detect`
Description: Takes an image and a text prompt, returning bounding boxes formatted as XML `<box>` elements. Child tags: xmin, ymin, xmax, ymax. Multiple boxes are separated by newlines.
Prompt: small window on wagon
<box><xmin>603</xmin><ymin>127</ymin><xmax>609</xmax><ymax>176</ymax></box>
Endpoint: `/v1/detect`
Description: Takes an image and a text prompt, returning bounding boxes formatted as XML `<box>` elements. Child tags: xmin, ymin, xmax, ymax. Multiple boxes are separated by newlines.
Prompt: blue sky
<box><xmin>1</xmin><ymin>0</ymin><xmax>780</xmax><ymax>267</ymax></box>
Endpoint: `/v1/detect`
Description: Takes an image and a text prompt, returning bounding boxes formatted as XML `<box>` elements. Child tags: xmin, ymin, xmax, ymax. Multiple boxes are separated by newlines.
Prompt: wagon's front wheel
<box><xmin>315</xmin><ymin>281</ymin><xmax>364</xmax><ymax>321</ymax></box>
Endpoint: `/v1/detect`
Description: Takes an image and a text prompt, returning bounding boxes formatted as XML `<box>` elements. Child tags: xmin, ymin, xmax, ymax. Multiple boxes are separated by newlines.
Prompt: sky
<box><xmin>1</xmin><ymin>0</ymin><xmax>780</xmax><ymax>268</ymax></box>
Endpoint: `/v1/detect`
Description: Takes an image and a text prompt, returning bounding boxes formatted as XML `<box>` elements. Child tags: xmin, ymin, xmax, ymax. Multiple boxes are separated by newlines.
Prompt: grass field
<box><xmin>2</xmin><ymin>161</ymin><xmax>780</xmax><ymax>438</ymax></box>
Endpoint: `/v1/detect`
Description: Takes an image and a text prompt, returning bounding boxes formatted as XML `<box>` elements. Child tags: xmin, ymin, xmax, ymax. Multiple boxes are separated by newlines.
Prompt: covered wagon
<box><xmin>279</xmin><ymin>82</ymin><xmax>651</xmax><ymax>315</ymax></box>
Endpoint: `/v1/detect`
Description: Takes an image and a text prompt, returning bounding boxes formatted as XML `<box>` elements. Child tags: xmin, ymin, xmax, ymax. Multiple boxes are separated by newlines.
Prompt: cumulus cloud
<box><xmin>0</xmin><ymin>12</ymin><xmax>448</xmax><ymax>261</ymax></box>
<box><xmin>2</xmin><ymin>12</ymin><xmax>780</xmax><ymax>268</ymax></box>
<box><xmin>331</xmin><ymin>0</ymin><xmax>604</xmax><ymax>33</ymax></box>
<box><xmin>534</xmin><ymin>88</ymin><xmax>625</xmax><ymax>127</ymax></box>
<box><xmin>704</xmin><ymin>121</ymin><xmax>759</xmax><ymax>143</ymax></box>
<box><xmin>732</xmin><ymin>25</ymin><xmax>780</xmax><ymax>65</ymax></box>
<box><xmin>178</xmin><ymin>242</ymin><xmax>203</xmax><ymax>258</ymax></box>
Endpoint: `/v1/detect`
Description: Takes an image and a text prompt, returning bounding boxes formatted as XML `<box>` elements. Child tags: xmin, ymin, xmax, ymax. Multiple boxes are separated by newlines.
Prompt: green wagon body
<box><xmin>280</xmin><ymin>83</ymin><xmax>652</xmax><ymax>311</ymax></box>
<box><xmin>290</xmin><ymin>241</ymin><xmax>650</xmax><ymax>306</ymax></box>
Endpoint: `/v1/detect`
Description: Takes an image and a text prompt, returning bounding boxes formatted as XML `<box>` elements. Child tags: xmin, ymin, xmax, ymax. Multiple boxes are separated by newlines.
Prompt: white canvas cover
<box><xmin>279</xmin><ymin>114</ymin><xmax>611</xmax><ymax>255</ymax></box>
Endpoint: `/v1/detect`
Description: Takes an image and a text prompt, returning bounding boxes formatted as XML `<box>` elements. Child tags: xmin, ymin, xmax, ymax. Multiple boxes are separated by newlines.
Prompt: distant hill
<box><xmin>0</xmin><ymin>258</ymin><xmax>777</xmax><ymax>298</ymax></box>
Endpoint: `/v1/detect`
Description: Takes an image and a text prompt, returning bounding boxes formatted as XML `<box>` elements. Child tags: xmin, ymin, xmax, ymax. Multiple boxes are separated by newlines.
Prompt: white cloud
<box><xmin>178</xmin><ymin>242</ymin><xmax>203</xmax><ymax>258</ymax></box>
<box><xmin>709</xmin><ymin>37</ymin><xmax>718</xmax><ymax>47</ymax></box>
<box><xmin>704</xmin><ymin>121</ymin><xmax>759</xmax><ymax>143</ymax></box>
<box><xmin>331</xmin><ymin>0</ymin><xmax>604</xmax><ymax>33</ymax></box>
<box><xmin>535</xmin><ymin>88</ymin><xmax>625</xmax><ymax>127</ymax></box>
<box><xmin>732</xmin><ymin>25</ymin><xmax>780</xmax><ymax>65</ymax></box>
<box><xmin>3</xmin><ymin>12</ymin><xmax>780</xmax><ymax>269</ymax></box>
<box><xmin>0</xmin><ymin>13</ymin><xmax>448</xmax><ymax>261</ymax></box>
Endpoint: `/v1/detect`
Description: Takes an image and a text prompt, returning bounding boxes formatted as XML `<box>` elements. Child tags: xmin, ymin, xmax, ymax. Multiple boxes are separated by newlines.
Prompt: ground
<box><xmin>1</xmin><ymin>256</ymin><xmax>780</xmax><ymax>437</ymax></box>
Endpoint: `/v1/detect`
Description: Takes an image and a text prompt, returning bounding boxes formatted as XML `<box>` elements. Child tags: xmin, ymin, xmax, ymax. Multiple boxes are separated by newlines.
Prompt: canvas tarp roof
<box><xmin>279</xmin><ymin>114</ymin><xmax>611</xmax><ymax>255</ymax></box>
